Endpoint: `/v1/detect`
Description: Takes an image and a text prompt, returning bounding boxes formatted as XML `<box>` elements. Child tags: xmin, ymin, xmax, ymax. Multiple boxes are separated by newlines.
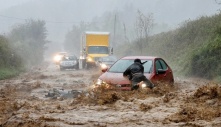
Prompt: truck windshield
<box><xmin>88</xmin><ymin>46</ymin><xmax>109</xmax><ymax>54</ymax></box>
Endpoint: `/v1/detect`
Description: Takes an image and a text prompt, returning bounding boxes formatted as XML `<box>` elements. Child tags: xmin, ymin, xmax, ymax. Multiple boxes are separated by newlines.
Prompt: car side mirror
<box><xmin>101</xmin><ymin>67</ymin><xmax>108</xmax><ymax>73</ymax></box>
<box><xmin>110</xmin><ymin>48</ymin><xmax>113</xmax><ymax>55</ymax></box>
<box><xmin>157</xmin><ymin>69</ymin><xmax>166</xmax><ymax>74</ymax></box>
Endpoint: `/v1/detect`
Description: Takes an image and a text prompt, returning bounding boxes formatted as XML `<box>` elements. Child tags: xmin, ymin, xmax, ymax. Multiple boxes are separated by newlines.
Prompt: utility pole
<box><xmin>113</xmin><ymin>14</ymin><xmax>116</xmax><ymax>49</ymax></box>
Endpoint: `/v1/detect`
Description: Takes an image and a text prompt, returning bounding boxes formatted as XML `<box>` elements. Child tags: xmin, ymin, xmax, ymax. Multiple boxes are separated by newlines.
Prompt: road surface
<box><xmin>0</xmin><ymin>62</ymin><xmax>220</xmax><ymax>127</ymax></box>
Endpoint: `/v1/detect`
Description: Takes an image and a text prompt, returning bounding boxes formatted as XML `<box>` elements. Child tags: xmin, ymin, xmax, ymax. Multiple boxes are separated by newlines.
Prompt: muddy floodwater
<box><xmin>0</xmin><ymin>62</ymin><xmax>221</xmax><ymax>127</ymax></box>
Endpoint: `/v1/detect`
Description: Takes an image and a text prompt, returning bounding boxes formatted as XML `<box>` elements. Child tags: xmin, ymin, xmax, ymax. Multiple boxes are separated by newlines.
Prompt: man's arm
<box><xmin>123</xmin><ymin>67</ymin><xmax>130</xmax><ymax>77</ymax></box>
<box><xmin>141</xmin><ymin>65</ymin><xmax>144</xmax><ymax>74</ymax></box>
<box><xmin>137</xmin><ymin>63</ymin><xmax>144</xmax><ymax>74</ymax></box>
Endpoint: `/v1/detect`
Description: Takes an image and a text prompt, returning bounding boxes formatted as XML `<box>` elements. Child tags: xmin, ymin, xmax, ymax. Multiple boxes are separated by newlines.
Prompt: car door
<box><xmin>152</xmin><ymin>58</ymin><xmax>174</xmax><ymax>84</ymax></box>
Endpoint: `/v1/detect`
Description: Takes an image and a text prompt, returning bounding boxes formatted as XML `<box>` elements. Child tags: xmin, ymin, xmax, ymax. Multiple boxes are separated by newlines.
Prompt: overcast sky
<box><xmin>1</xmin><ymin>0</ymin><xmax>220</xmax><ymax>23</ymax></box>
<box><xmin>0</xmin><ymin>0</ymin><xmax>31</xmax><ymax>11</ymax></box>
<box><xmin>0</xmin><ymin>0</ymin><xmax>220</xmax><ymax>41</ymax></box>
<box><xmin>0</xmin><ymin>0</ymin><xmax>220</xmax><ymax>56</ymax></box>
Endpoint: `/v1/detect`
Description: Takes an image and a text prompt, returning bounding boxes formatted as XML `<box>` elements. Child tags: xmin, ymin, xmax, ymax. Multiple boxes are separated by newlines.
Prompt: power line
<box><xmin>0</xmin><ymin>14</ymin><xmax>88</xmax><ymax>24</ymax></box>
<box><xmin>0</xmin><ymin>14</ymin><xmax>26</xmax><ymax>20</ymax></box>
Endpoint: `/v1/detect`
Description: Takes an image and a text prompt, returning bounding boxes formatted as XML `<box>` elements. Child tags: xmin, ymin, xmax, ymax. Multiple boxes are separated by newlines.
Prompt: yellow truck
<box><xmin>80</xmin><ymin>31</ymin><xmax>113</xmax><ymax>69</ymax></box>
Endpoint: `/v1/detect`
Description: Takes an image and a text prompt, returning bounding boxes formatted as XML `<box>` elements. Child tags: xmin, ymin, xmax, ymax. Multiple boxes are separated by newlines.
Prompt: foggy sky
<box><xmin>1</xmin><ymin>0</ymin><xmax>220</xmax><ymax>32</ymax></box>
<box><xmin>1</xmin><ymin>0</ymin><xmax>219</xmax><ymax>23</ymax></box>
<box><xmin>0</xmin><ymin>0</ymin><xmax>31</xmax><ymax>11</ymax></box>
<box><xmin>0</xmin><ymin>0</ymin><xmax>220</xmax><ymax>54</ymax></box>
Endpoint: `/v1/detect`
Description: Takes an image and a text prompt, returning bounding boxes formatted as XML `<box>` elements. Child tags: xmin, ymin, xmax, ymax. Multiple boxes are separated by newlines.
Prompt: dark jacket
<box><xmin>123</xmin><ymin>62</ymin><xmax>154</xmax><ymax>90</ymax></box>
<box><xmin>123</xmin><ymin>62</ymin><xmax>144</xmax><ymax>80</ymax></box>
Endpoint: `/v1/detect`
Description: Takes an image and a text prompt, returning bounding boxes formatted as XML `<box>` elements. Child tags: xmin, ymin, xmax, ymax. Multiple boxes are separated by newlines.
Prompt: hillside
<box><xmin>121</xmin><ymin>12</ymin><xmax>221</xmax><ymax>82</ymax></box>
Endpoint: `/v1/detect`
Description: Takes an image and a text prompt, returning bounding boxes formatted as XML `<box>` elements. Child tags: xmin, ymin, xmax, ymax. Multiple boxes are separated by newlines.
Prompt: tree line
<box><xmin>0</xmin><ymin>20</ymin><xmax>48</xmax><ymax>79</ymax></box>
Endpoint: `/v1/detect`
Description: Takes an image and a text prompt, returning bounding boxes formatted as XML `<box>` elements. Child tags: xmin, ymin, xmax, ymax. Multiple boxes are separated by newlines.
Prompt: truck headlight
<box><xmin>87</xmin><ymin>57</ymin><xmax>93</xmax><ymax>62</ymax></box>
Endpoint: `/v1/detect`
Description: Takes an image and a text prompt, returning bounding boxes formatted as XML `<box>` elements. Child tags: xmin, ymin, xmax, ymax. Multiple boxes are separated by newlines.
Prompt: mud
<box><xmin>168</xmin><ymin>83</ymin><xmax>221</xmax><ymax>123</ymax></box>
<box><xmin>0</xmin><ymin>62</ymin><xmax>221</xmax><ymax>127</ymax></box>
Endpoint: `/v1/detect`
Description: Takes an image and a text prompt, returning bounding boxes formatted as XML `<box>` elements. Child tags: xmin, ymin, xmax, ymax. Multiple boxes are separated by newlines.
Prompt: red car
<box><xmin>95</xmin><ymin>56</ymin><xmax>174</xmax><ymax>90</ymax></box>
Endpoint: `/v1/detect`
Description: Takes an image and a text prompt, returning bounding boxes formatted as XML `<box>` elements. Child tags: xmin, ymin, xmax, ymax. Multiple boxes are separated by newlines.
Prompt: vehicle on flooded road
<box><xmin>59</xmin><ymin>55</ymin><xmax>79</xmax><ymax>71</ymax></box>
<box><xmin>97</xmin><ymin>55</ymin><xmax>118</xmax><ymax>70</ymax></box>
<box><xmin>53</xmin><ymin>52</ymin><xmax>68</xmax><ymax>64</ymax></box>
<box><xmin>95</xmin><ymin>56</ymin><xmax>174</xmax><ymax>90</ymax></box>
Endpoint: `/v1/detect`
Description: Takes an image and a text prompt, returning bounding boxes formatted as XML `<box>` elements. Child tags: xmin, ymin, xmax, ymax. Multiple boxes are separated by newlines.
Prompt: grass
<box><xmin>0</xmin><ymin>67</ymin><xmax>21</xmax><ymax>80</ymax></box>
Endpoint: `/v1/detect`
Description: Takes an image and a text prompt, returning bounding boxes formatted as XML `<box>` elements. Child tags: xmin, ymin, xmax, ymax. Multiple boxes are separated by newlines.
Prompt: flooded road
<box><xmin>0</xmin><ymin>62</ymin><xmax>220</xmax><ymax>127</ymax></box>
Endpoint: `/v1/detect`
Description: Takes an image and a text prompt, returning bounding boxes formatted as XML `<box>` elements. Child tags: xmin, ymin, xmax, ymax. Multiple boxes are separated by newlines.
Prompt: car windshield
<box><xmin>108</xmin><ymin>59</ymin><xmax>153</xmax><ymax>73</ymax></box>
<box><xmin>62</xmin><ymin>56</ymin><xmax>77</xmax><ymax>61</ymax></box>
<box><xmin>88</xmin><ymin>46</ymin><xmax>109</xmax><ymax>54</ymax></box>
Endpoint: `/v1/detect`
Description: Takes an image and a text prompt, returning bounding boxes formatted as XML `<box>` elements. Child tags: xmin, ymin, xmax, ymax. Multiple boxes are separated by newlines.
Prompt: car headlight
<box><xmin>141</xmin><ymin>83</ymin><xmax>147</xmax><ymax>88</ymax></box>
<box><xmin>54</xmin><ymin>55</ymin><xmax>62</xmax><ymax>62</ymax></box>
<box><xmin>100</xmin><ymin>63</ymin><xmax>107</xmax><ymax>69</ymax></box>
<box><xmin>96</xmin><ymin>79</ymin><xmax>103</xmax><ymax>85</ymax></box>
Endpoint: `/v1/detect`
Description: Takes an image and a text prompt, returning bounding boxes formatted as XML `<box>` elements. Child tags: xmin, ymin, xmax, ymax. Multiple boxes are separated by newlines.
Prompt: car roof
<box><xmin>121</xmin><ymin>56</ymin><xmax>158</xmax><ymax>60</ymax></box>
<box><xmin>66</xmin><ymin>55</ymin><xmax>77</xmax><ymax>57</ymax></box>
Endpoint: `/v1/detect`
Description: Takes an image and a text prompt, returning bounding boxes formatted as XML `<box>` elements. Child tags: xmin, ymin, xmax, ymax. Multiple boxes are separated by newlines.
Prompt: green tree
<box><xmin>0</xmin><ymin>35</ymin><xmax>23</xmax><ymax>79</ymax></box>
<box><xmin>0</xmin><ymin>35</ymin><xmax>12</xmax><ymax>67</ymax></box>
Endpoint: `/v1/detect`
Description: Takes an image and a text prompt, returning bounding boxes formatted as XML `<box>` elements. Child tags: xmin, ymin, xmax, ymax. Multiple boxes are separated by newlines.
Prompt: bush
<box><xmin>0</xmin><ymin>35</ymin><xmax>24</xmax><ymax>80</ymax></box>
<box><xmin>189</xmin><ymin>27</ymin><xmax>221</xmax><ymax>79</ymax></box>
<box><xmin>0</xmin><ymin>68</ymin><xmax>20</xmax><ymax>80</ymax></box>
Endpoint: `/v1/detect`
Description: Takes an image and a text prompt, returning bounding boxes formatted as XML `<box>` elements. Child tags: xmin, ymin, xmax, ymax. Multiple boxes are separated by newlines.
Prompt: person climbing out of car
<box><xmin>123</xmin><ymin>58</ymin><xmax>154</xmax><ymax>90</ymax></box>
